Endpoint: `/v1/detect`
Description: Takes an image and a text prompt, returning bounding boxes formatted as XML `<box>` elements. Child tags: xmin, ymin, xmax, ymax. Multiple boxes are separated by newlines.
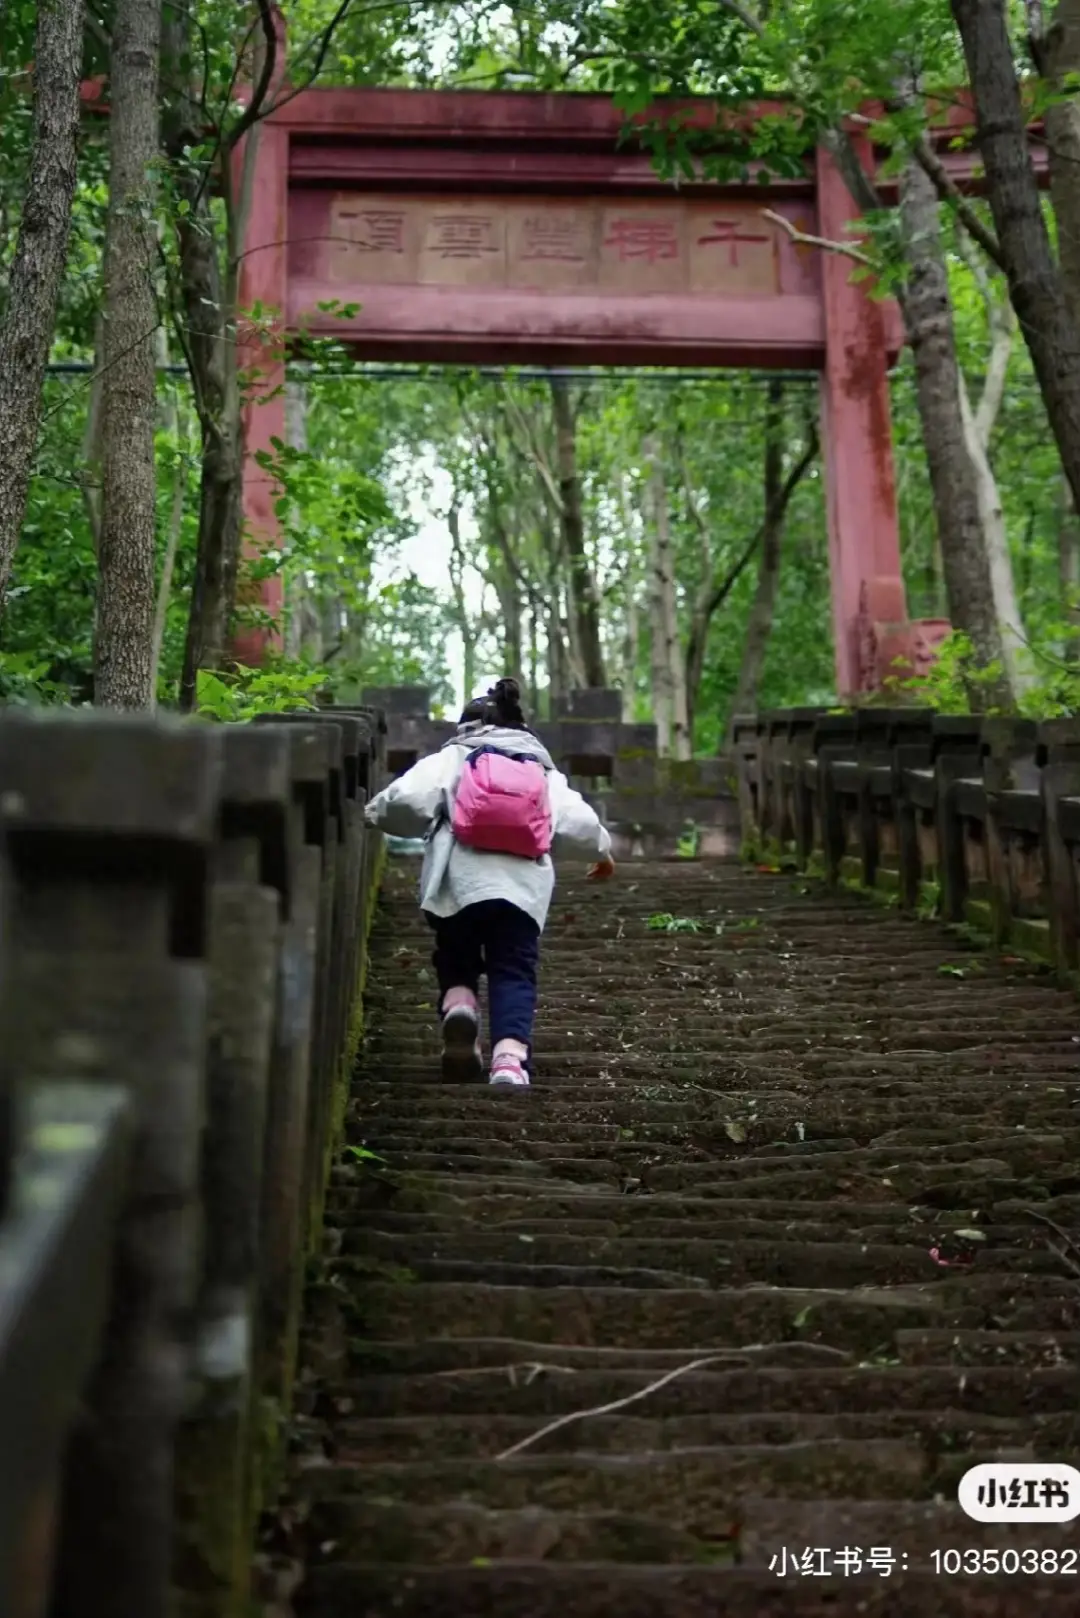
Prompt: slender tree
<box><xmin>95</xmin><ymin>0</ymin><xmax>163</xmax><ymax>707</ymax></box>
<box><xmin>0</xmin><ymin>0</ymin><xmax>85</xmax><ymax>599</ymax></box>
<box><xmin>549</xmin><ymin>376</ymin><xmax>606</xmax><ymax>686</ymax></box>
<box><xmin>897</xmin><ymin>154</ymin><xmax>1013</xmax><ymax>707</ymax></box>
<box><xmin>952</xmin><ymin>0</ymin><xmax>1080</xmax><ymax>520</ymax></box>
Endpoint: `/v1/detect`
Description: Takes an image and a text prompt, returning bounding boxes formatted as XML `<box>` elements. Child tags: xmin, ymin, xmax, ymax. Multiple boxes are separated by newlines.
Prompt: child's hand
<box><xmin>587</xmin><ymin>854</ymin><xmax>616</xmax><ymax>882</ymax></box>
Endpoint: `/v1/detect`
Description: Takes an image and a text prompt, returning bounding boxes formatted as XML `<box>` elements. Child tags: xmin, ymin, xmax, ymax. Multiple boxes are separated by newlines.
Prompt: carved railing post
<box><xmin>253</xmin><ymin>725</ymin><xmax>328</xmax><ymax>1437</ymax></box>
<box><xmin>808</xmin><ymin>714</ymin><xmax>858</xmax><ymax>883</ymax></box>
<box><xmin>853</xmin><ymin>709</ymin><xmax>932</xmax><ymax>891</ymax></box>
<box><xmin>172</xmin><ymin>726</ymin><xmax>291</xmax><ymax>1616</ymax></box>
<box><xmin>1038</xmin><ymin>721</ymin><xmax>1080</xmax><ymax>973</ymax></box>
<box><xmin>252</xmin><ymin>720</ymin><xmax>339</xmax><ymax>1253</ymax></box>
<box><xmin>930</xmin><ymin>718</ymin><xmax>985</xmax><ymax>923</ymax></box>
<box><xmin>730</xmin><ymin>716</ymin><xmax>761</xmax><ymax>851</ymax></box>
<box><xmin>981</xmin><ymin>719</ymin><xmax>1042</xmax><ymax>948</ymax></box>
<box><xmin>779</xmin><ymin>710</ymin><xmax>821</xmax><ymax>863</ymax></box>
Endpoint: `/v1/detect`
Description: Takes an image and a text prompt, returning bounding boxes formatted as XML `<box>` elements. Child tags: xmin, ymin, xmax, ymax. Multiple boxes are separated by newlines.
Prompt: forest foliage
<box><xmin>2</xmin><ymin>0</ymin><xmax>1080</xmax><ymax>741</ymax></box>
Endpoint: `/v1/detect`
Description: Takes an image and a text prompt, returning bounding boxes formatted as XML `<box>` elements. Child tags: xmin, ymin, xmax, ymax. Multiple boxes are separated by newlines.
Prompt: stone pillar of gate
<box><xmin>816</xmin><ymin>141</ymin><xmax>948</xmax><ymax>698</ymax></box>
<box><xmin>231</xmin><ymin>37</ymin><xmax>288</xmax><ymax>667</ymax></box>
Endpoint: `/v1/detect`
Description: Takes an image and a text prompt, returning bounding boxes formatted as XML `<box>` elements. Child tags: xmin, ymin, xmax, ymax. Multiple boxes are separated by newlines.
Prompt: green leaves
<box><xmin>194</xmin><ymin>663</ymin><xmax>326</xmax><ymax>722</ymax></box>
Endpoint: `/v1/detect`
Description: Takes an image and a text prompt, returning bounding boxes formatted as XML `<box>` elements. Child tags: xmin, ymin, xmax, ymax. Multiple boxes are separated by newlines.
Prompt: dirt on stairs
<box><xmin>280</xmin><ymin>858</ymin><xmax>1080</xmax><ymax>1616</ymax></box>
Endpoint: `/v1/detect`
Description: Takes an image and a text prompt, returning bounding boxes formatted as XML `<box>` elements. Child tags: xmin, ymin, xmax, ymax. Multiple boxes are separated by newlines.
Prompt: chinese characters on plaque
<box><xmin>603</xmin><ymin>217</ymin><xmax>679</xmax><ymax>265</ymax></box>
<box><xmin>328</xmin><ymin>195</ymin><xmax>789</xmax><ymax>295</ymax></box>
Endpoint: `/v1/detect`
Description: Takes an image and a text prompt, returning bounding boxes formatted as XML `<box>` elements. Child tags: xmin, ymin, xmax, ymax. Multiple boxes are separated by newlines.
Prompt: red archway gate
<box><xmin>239</xmin><ymin>87</ymin><xmax>949</xmax><ymax>696</ymax></box>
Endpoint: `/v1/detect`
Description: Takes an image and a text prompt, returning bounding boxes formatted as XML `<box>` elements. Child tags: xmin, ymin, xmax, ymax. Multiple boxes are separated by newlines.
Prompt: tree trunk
<box><xmin>643</xmin><ymin>433</ymin><xmax>690</xmax><ymax>758</ymax></box>
<box><xmin>95</xmin><ymin>0</ymin><xmax>163</xmax><ymax>709</ymax></box>
<box><xmin>621</xmin><ymin>567</ymin><xmax>640</xmax><ymax>723</ymax></box>
<box><xmin>162</xmin><ymin>5</ymin><xmax>245</xmax><ymax>708</ymax></box>
<box><xmin>950</xmin><ymin>221</ymin><xmax>1030</xmax><ymax>685</ymax></box>
<box><xmin>536</xmin><ymin>503</ymin><xmax>567</xmax><ymax>709</ymax></box>
<box><xmin>616</xmin><ymin>474</ymin><xmax>640</xmax><ymax>722</ymax></box>
<box><xmin>448</xmin><ymin>502</ymin><xmax>478</xmax><ymax>701</ymax></box>
<box><xmin>958</xmin><ymin>381</ymin><xmax>1031</xmax><ymax>690</ymax></box>
<box><xmin>546</xmin><ymin>602</ymin><xmax>566</xmax><ymax>710</ymax></box>
<box><xmin>283</xmin><ymin>381</ymin><xmax>326</xmax><ymax>664</ymax></box>
<box><xmin>1058</xmin><ymin>476</ymin><xmax>1080</xmax><ymax>658</ymax></box>
<box><xmin>80</xmin><ymin>313</ymin><xmax>106</xmax><ymax>551</ymax></box>
<box><xmin>0</xmin><ymin>0</ymin><xmax>84</xmax><ymax>597</ymax></box>
<box><xmin>150</xmin><ymin>322</ymin><xmax>187</xmax><ymax>692</ymax></box>
<box><xmin>484</xmin><ymin>500</ymin><xmax>522</xmax><ymax>678</ymax></box>
<box><xmin>284</xmin><ymin>381</ymin><xmax>314</xmax><ymax>661</ymax></box>
<box><xmin>897</xmin><ymin>154</ymin><xmax>1013</xmax><ymax>707</ymax></box>
<box><xmin>1037</xmin><ymin>0</ymin><xmax>1080</xmax><ymax>329</ymax></box>
<box><xmin>730</xmin><ymin>387</ymin><xmax>787</xmax><ymax>722</ymax></box>
<box><xmin>680</xmin><ymin>408</ymin><xmax>817</xmax><ymax>730</ymax></box>
<box><xmin>494</xmin><ymin>565</ymin><xmax>522</xmax><ymax>677</ymax></box>
<box><xmin>550</xmin><ymin>376</ymin><xmax>606</xmax><ymax>686</ymax></box>
<box><xmin>561</xmin><ymin>582</ymin><xmax>586</xmax><ymax>688</ymax></box>
<box><xmin>528</xmin><ymin>605</ymin><xmax>540</xmax><ymax>715</ymax></box>
<box><xmin>952</xmin><ymin>0</ymin><xmax>1080</xmax><ymax>521</ymax></box>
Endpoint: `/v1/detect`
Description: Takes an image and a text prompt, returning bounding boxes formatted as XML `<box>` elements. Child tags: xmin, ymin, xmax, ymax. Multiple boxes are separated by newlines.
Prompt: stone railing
<box><xmin>361</xmin><ymin>684</ymin><xmax>740</xmax><ymax>856</ymax></box>
<box><xmin>733</xmin><ymin>706</ymin><xmax>1080</xmax><ymax>969</ymax></box>
<box><xmin>0</xmin><ymin>701</ymin><xmax>387</xmax><ymax>1618</ymax></box>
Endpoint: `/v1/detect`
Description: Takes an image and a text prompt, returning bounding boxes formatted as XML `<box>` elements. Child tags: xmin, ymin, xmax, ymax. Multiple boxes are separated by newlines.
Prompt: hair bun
<box><xmin>491</xmin><ymin>677</ymin><xmax>521</xmax><ymax>702</ymax></box>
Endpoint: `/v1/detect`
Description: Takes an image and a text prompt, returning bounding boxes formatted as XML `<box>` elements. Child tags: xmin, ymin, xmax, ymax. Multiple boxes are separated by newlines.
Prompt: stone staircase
<box><xmin>284</xmin><ymin>857</ymin><xmax>1080</xmax><ymax>1615</ymax></box>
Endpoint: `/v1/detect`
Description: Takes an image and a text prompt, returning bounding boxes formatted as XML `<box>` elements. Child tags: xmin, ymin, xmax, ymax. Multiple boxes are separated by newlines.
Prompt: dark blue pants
<box><xmin>428</xmin><ymin>900</ymin><xmax>540</xmax><ymax>1050</ymax></box>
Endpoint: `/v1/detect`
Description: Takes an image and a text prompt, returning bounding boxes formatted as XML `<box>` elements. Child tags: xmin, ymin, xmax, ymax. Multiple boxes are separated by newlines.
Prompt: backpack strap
<box><xmin>465</xmin><ymin>743</ymin><xmax>550</xmax><ymax>772</ymax></box>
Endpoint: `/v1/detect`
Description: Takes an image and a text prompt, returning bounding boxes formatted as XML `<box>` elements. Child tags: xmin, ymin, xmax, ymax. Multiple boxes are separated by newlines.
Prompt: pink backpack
<box><xmin>451</xmin><ymin>745</ymin><xmax>553</xmax><ymax>859</ymax></box>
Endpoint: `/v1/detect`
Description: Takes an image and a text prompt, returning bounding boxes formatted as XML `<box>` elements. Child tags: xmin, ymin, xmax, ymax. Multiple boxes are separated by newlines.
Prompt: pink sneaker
<box><xmin>440</xmin><ymin>989</ymin><xmax>483</xmax><ymax>1083</ymax></box>
<box><xmin>489</xmin><ymin>1052</ymin><xmax>530</xmax><ymax>1088</ymax></box>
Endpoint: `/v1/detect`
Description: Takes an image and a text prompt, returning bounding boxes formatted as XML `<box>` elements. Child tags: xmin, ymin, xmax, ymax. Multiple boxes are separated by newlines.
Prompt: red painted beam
<box><xmin>78</xmin><ymin>78</ymin><xmax>1046</xmax><ymax>195</ymax></box>
<box><xmin>286</xmin><ymin>141</ymin><xmax>816</xmax><ymax>196</ymax></box>
<box><xmin>266</xmin><ymin>85</ymin><xmax>793</xmax><ymax>140</ymax></box>
<box><xmin>287</xmin><ymin>281</ymin><xmax>827</xmax><ymax>368</ymax></box>
<box><xmin>286</xmin><ymin>142</ymin><xmax>819</xmax><ymax>197</ymax></box>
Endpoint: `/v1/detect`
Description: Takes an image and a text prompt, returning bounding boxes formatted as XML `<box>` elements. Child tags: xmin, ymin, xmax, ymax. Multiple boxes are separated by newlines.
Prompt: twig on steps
<box><xmin>425</xmin><ymin>1361</ymin><xmax>580</xmax><ymax>1383</ymax></box>
<box><xmin>489</xmin><ymin>1345</ymin><xmax>860</xmax><ymax>1458</ymax></box>
<box><xmin>1021</xmin><ymin>1207</ymin><xmax>1080</xmax><ymax>1279</ymax></box>
<box><xmin>494</xmin><ymin>1353</ymin><xmax>730</xmax><ymax>1459</ymax></box>
<box><xmin>424</xmin><ymin>1338</ymin><xmax>852</xmax><ymax>1397</ymax></box>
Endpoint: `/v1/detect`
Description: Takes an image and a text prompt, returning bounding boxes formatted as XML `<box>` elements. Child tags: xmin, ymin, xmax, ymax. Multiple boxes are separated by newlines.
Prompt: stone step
<box><xmin>334</xmin><ymin>1206</ymin><xmax>1045</xmax><ymax>1242</ymax></box>
<box><xmin>344</xmin><ymin>1132</ymin><xmax>1077</xmax><ymax>1173</ymax></box>
<box><xmin>297</xmin><ymin>1439</ymin><xmax>937</xmax><ymax>1511</ymax></box>
<box><xmin>366</xmin><ymin>1027</ymin><xmax>1078</xmax><ymax>1054</ymax></box>
<box><xmin>333</xmin><ymin>1163</ymin><xmax>1074</xmax><ymax>1207</ymax></box>
<box><xmin>893</xmin><ymin>1328</ymin><xmax>1080</xmax><ymax>1366</ymax></box>
<box><xmin>317</xmin><ymin>1407</ymin><xmax>1073</xmax><ymax>1463</ymax></box>
<box><xmin>297</xmin><ymin>1495</ymin><xmax>1080</xmax><ymax>1567</ymax></box>
<box><xmin>349</xmin><ymin>1084</ymin><xmax>1080</xmax><ymax>1119</ymax></box>
<box><xmin>310</xmin><ymin>1363</ymin><xmax>1076</xmax><ymax>1421</ymax></box>
<box><xmin>365</xmin><ymin>1021</ymin><xmax>1079</xmax><ymax>1048</ymax></box>
<box><xmin>365</xmin><ymin>991</ymin><xmax>1079</xmax><ymax>1019</ymax></box>
<box><xmin>333</xmin><ymin>1232</ymin><xmax>1057</xmax><ymax>1290</ymax></box>
<box><xmin>326</xmin><ymin>1167</ymin><xmax>1066</xmax><ymax>1216</ymax></box>
<box><xmin>352</xmin><ymin>1098</ymin><xmax>1079</xmax><ymax>1134</ymax></box>
<box><xmin>297</xmin><ymin>1563</ymin><xmax>1079</xmax><ymax>1617</ymax></box>
<box><xmin>348</xmin><ymin>1055</ymin><xmax>1080</xmax><ymax>1084</ymax></box>
<box><xmin>327</xmin><ymin>1188</ymin><xmax>1080</xmax><ymax>1233</ymax></box>
<box><xmin>336</xmin><ymin>1331</ymin><xmax>1080</xmax><ymax>1379</ymax></box>
<box><xmin>336</xmin><ymin>1278</ymin><xmax>1080</xmax><ymax>1354</ymax></box>
<box><xmin>291</xmin><ymin>858</ymin><xmax>1080</xmax><ymax>1608</ymax></box>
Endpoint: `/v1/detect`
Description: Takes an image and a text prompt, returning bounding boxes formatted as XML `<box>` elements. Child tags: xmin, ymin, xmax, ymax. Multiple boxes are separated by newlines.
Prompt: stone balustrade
<box><xmin>0</xmin><ymin>702</ymin><xmax>387</xmax><ymax>1618</ymax></box>
<box><xmin>734</xmin><ymin>706</ymin><xmax>1080</xmax><ymax>969</ymax></box>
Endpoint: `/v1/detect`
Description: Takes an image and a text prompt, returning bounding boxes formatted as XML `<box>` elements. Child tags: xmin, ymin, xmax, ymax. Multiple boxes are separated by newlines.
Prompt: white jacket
<box><xmin>363</xmin><ymin>722</ymin><xmax>612</xmax><ymax>931</ymax></box>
